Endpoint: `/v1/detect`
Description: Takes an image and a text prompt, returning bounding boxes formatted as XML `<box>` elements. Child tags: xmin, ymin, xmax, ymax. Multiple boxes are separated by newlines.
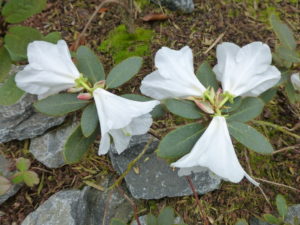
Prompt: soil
<box><xmin>0</xmin><ymin>0</ymin><xmax>300</xmax><ymax>224</ymax></box>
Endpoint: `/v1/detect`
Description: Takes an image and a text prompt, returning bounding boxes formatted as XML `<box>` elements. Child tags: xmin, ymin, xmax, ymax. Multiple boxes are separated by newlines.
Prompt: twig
<box><xmin>257</xmin><ymin>185</ymin><xmax>271</xmax><ymax>206</ymax></box>
<box><xmin>203</xmin><ymin>32</ymin><xmax>225</xmax><ymax>55</ymax></box>
<box><xmin>118</xmin><ymin>187</ymin><xmax>141</xmax><ymax>225</ymax></box>
<box><xmin>253</xmin><ymin>177</ymin><xmax>300</xmax><ymax>193</ymax></box>
<box><xmin>252</xmin><ymin>120</ymin><xmax>300</xmax><ymax>139</ymax></box>
<box><xmin>107</xmin><ymin>138</ymin><xmax>153</xmax><ymax>191</ymax></box>
<box><xmin>272</xmin><ymin>144</ymin><xmax>300</xmax><ymax>155</ymax></box>
<box><xmin>74</xmin><ymin>0</ymin><xmax>130</xmax><ymax>50</ymax></box>
<box><xmin>185</xmin><ymin>176</ymin><xmax>209</xmax><ymax>225</ymax></box>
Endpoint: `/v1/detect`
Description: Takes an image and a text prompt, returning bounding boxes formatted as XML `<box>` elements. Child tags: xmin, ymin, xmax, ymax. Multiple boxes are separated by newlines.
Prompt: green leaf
<box><xmin>146</xmin><ymin>214</ymin><xmax>158</xmax><ymax>225</ymax></box>
<box><xmin>81</xmin><ymin>103</ymin><xmax>99</xmax><ymax>137</ymax></box>
<box><xmin>157</xmin><ymin>207</ymin><xmax>175</xmax><ymax>225</ymax></box>
<box><xmin>263</xmin><ymin>214</ymin><xmax>280</xmax><ymax>224</ymax></box>
<box><xmin>0</xmin><ymin>47</ymin><xmax>12</xmax><ymax>82</ymax></box>
<box><xmin>2</xmin><ymin>0</ymin><xmax>46</xmax><ymax>23</ymax></box>
<box><xmin>0</xmin><ymin>176</ymin><xmax>11</xmax><ymax>195</ymax></box>
<box><xmin>259</xmin><ymin>88</ymin><xmax>277</xmax><ymax>104</ymax></box>
<box><xmin>64</xmin><ymin>125</ymin><xmax>98</xmax><ymax>164</ymax></box>
<box><xmin>227</xmin><ymin>97</ymin><xmax>264</xmax><ymax>123</ymax></box>
<box><xmin>165</xmin><ymin>99</ymin><xmax>202</xmax><ymax>119</ymax></box>
<box><xmin>11</xmin><ymin>172</ymin><xmax>24</xmax><ymax>184</ymax></box>
<box><xmin>34</xmin><ymin>93</ymin><xmax>89</xmax><ymax>116</ymax></box>
<box><xmin>106</xmin><ymin>56</ymin><xmax>143</xmax><ymax>89</ymax></box>
<box><xmin>269</xmin><ymin>14</ymin><xmax>297</xmax><ymax>50</ymax></box>
<box><xmin>23</xmin><ymin>171</ymin><xmax>39</xmax><ymax>187</ymax></box>
<box><xmin>76</xmin><ymin>46</ymin><xmax>105</xmax><ymax>84</ymax></box>
<box><xmin>222</xmin><ymin>97</ymin><xmax>242</xmax><ymax>114</ymax></box>
<box><xmin>276</xmin><ymin>45</ymin><xmax>300</xmax><ymax>63</ymax></box>
<box><xmin>196</xmin><ymin>61</ymin><xmax>219</xmax><ymax>90</ymax></box>
<box><xmin>16</xmin><ymin>158</ymin><xmax>31</xmax><ymax>172</ymax></box>
<box><xmin>157</xmin><ymin>122</ymin><xmax>206</xmax><ymax>159</ymax></box>
<box><xmin>228</xmin><ymin>121</ymin><xmax>274</xmax><ymax>155</ymax></box>
<box><xmin>4</xmin><ymin>26</ymin><xmax>42</xmax><ymax>61</ymax></box>
<box><xmin>0</xmin><ymin>75</ymin><xmax>24</xmax><ymax>106</ymax></box>
<box><xmin>285</xmin><ymin>79</ymin><xmax>299</xmax><ymax>104</ymax></box>
<box><xmin>42</xmin><ymin>32</ymin><xmax>62</xmax><ymax>44</ymax></box>
<box><xmin>121</xmin><ymin>94</ymin><xmax>165</xmax><ymax>119</ymax></box>
<box><xmin>234</xmin><ymin>219</ymin><xmax>249</xmax><ymax>225</ymax></box>
<box><xmin>276</xmin><ymin>194</ymin><xmax>288</xmax><ymax>218</ymax></box>
<box><xmin>109</xmin><ymin>218</ymin><xmax>127</xmax><ymax>225</ymax></box>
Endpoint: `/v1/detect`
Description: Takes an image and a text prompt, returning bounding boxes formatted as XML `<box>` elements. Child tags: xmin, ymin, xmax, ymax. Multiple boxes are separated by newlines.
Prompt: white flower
<box><xmin>15</xmin><ymin>40</ymin><xmax>80</xmax><ymax>99</ymax></box>
<box><xmin>171</xmin><ymin>116</ymin><xmax>259</xmax><ymax>186</ymax></box>
<box><xmin>291</xmin><ymin>73</ymin><xmax>300</xmax><ymax>91</ymax></box>
<box><xmin>140</xmin><ymin>46</ymin><xmax>206</xmax><ymax>100</ymax></box>
<box><xmin>213</xmin><ymin>42</ymin><xmax>281</xmax><ymax>97</ymax></box>
<box><xmin>93</xmin><ymin>88</ymin><xmax>160</xmax><ymax>155</ymax></box>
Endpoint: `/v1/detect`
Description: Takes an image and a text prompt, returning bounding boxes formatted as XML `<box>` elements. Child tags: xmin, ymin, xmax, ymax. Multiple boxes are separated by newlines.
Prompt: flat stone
<box><xmin>29</xmin><ymin>122</ymin><xmax>78</xmax><ymax>168</ymax></box>
<box><xmin>151</xmin><ymin>0</ymin><xmax>194</xmax><ymax>13</ymax></box>
<box><xmin>0</xmin><ymin>155</ymin><xmax>22</xmax><ymax>205</ymax></box>
<box><xmin>21</xmin><ymin>177</ymin><xmax>133</xmax><ymax>225</ymax></box>
<box><xmin>131</xmin><ymin>216</ymin><xmax>183</xmax><ymax>225</ymax></box>
<box><xmin>109</xmin><ymin>134</ymin><xmax>221</xmax><ymax>200</ymax></box>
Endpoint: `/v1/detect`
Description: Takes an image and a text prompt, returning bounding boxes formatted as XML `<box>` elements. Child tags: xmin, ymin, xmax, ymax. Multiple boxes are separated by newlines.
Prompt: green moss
<box><xmin>99</xmin><ymin>24</ymin><xmax>154</xmax><ymax>63</ymax></box>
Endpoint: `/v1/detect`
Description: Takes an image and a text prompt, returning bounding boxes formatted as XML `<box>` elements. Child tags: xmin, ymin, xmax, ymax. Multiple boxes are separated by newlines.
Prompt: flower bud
<box><xmin>194</xmin><ymin>100</ymin><xmax>214</xmax><ymax>114</ymax></box>
<box><xmin>94</xmin><ymin>80</ymin><xmax>106</xmax><ymax>89</ymax></box>
<box><xmin>77</xmin><ymin>93</ymin><xmax>93</xmax><ymax>100</ymax></box>
<box><xmin>291</xmin><ymin>73</ymin><xmax>300</xmax><ymax>91</ymax></box>
<box><xmin>67</xmin><ymin>87</ymin><xmax>84</xmax><ymax>93</ymax></box>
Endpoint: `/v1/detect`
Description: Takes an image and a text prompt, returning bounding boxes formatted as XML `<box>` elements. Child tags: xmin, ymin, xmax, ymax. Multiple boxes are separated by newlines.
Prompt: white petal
<box><xmin>291</xmin><ymin>73</ymin><xmax>300</xmax><ymax>91</ymax></box>
<box><xmin>93</xmin><ymin>88</ymin><xmax>159</xmax><ymax>155</ymax></box>
<box><xmin>172</xmin><ymin>116</ymin><xmax>259</xmax><ymax>186</ymax></box>
<box><xmin>140</xmin><ymin>46</ymin><xmax>206</xmax><ymax>100</ymax></box>
<box><xmin>214</xmin><ymin>42</ymin><xmax>280</xmax><ymax>97</ymax></box>
<box><xmin>98</xmin><ymin>133</ymin><xmax>111</xmax><ymax>155</ymax></box>
<box><xmin>15</xmin><ymin>40</ymin><xmax>80</xmax><ymax>99</ymax></box>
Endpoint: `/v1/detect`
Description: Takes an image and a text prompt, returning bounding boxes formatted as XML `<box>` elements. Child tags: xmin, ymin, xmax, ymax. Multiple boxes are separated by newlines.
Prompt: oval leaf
<box><xmin>64</xmin><ymin>125</ymin><xmax>98</xmax><ymax>164</ymax></box>
<box><xmin>276</xmin><ymin>194</ymin><xmax>288</xmax><ymax>218</ymax></box>
<box><xmin>2</xmin><ymin>0</ymin><xmax>46</xmax><ymax>23</ymax></box>
<box><xmin>227</xmin><ymin>97</ymin><xmax>264</xmax><ymax>122</ymax></box>
<box><xmin>81</xmin><ymin>103</ymin><xmax>99</xmax><ymax>137</ymax></box>
<box><xmin>222</xmin><ymin>97</ymin><xmax>242</xmax><ymax>114</ymax></box>
<box><xmin>4</xmin><ymin>26</ymin><xmax>42</xmax><ymax>61</ymax></box>
<box><xmin>0</xmin><ymin>47</ymin><xmax>12</xmax><ymax>82</ymax></box>
<box><xmin>0</xmin><ymin>75</ymin><xmax>24</xmax><ymax>106</ymax></box>
<box><xmin>106</xmin><ymin>56</ymin><xmax>143</xmax><ymax>89</ymax></box>
<box><xmin>158</xmin><ymin>207</ymin><xmax>175</xmax><ymax>225</ymax></box>
<box><xmin>196</xmin><ymin>61</ymin><xmax>219</xmax><ymax>90</ymax></box>
<box><xmin>23</xmin><ymin>171</ymin><xmax>39</xmax><ymax>187</ymax></box>
<box><xmin>42</xmin><ymin>32</ymin><xmax>62</xmax><ymax>44</ymax></box>
<box><xmin>34</xmin><ymin>93</ymin><xmax>89</xmax><ymax>116</ymax></box>
<box><xmin>259</xmin><ymin>88</ymin><xmax>277</xmax><ymax>104</ymax></box>
<box><xmin>122</xmin><ymin>94</ymin><xmax>165</xmax><ymax>119</ymax></box>
<box><xmin>157</xmin><ymin>122</ymin><xmax>205</xmax><ymax>159</ymax></box>
<box><xmin>16</xmin><ymin>158</ymin><xmax>31</xmax><ymax>172</ymax></box>
<box><xmin>263</xmin><ymin>214</ymin><xmax>280</xmax><ymax>224</ymax></box>
<box><xmin>276</xmin><ymin>45</ymin><xmax>300</xmax><ymax>63</ymax></box>
<box><xmin>228</xmin><ymin>121</ymin><xmax>274</xmax><ymax>155</ymax></box>
<box><xmin>76</xmin><ymin>46</ymin><xmax>105</xmax><ymax>84</ymax></box>
<box><xmin>146</xmin><ymin>214</ymin><xmax>158</xmax><ymax>225</ymax></box>
<box><xmin>165</xmin><ymin>99</ymin><xmax>202</xmax><ymax>119</ymax></box>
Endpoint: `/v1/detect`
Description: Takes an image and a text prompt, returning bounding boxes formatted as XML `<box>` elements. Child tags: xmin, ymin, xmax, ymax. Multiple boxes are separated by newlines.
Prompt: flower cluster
<box><xmin>15</xmin><ymin>40</ymin><xmax>281</xmax><ymax>186</ymax></box>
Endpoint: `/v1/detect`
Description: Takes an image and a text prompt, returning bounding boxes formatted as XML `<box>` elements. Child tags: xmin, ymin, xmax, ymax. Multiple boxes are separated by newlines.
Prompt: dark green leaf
<box><xmin>121</xmin><ymin>94</ymin><xmax>165</xmax><ymax>119</ymax></box>
<box><xmin>0</xmin><ymin>176</ymin><xmax>11</xmax><ymax>195</ymax></box>
<box><xmin>0</xmin><ymin>75</ymin><xmax>24</xmax><ymax>106</ymax></box>
<box><xmin>165</xmin><ymin>99</ymin><xmax>202</xmax><ymax>119</ymax></box>
<box><xmin>157</xmin><ymin>122</ymin><xmax>205</xmax><ymax>159</ymax></box>
<box><xmin>228</xmin><ymin>121</ymin><xmax>274</xmax><ymax>155</ymax></box>
<box><xmin>259</xmin><ymin>88</ymin><xmax>277</xmax><ymax>104</ymax></box>
<box><xmin>23</xmin><ymin>171</ymin><xmax>39</xmax><ymax>187</ymax></box>
<box><xmin>109</xmin><ymin>218</ymin><xmax>127</xmax><ymax>225</ymax></box>
<box><xmin>81</xmin><ymin>103</ymin><xmax>99</xmax><ymax>137</ymax></box>
<box><xmin>64</xmin><ymin>125</ymin><xmax>98</xmax><ymax>164</ymax></box>
<box><xmin>76</xmin><ymin>46</ymin><xmax>105</xmax><ymax>84</ymax></box>
<box><xmin>106</xmin><ymin>56</ymin><xmax>143</xmax><ymax>89</ymax></box>
<box><xmin>158</xmin><ymin>207</ymin><xmax>175</xmax><ymax>225</ymax></box>
<box><xmin>227</xmin><ymin>97</ymin><xmax>264</xmax><ymax>123</ymax></box>
<box><xmin>16</xmin><ymin>158</ymin><xmax>31</xmax><ymax>172</ymax></box>
<box><xmin>272</xmin><ymin>52</ymin><xmax>292</xmax><ymax>69</ymax></box>
<box><xmin>4</xmin><ymin>26</ymin><xmax>42</xmax><ymax>61</ymax></box>
<box><xmin>276</xmin><ymin>45</ymin><xmax>300</xmax><ymax>63</ymax></box>
<box><xmin>285</xmin><ymin>79</ymin><xmax>299</xmax><ymax>104</ymax></box>
<box><xmin>146</xmin><ymin>214</ymin><xmax>158</xmax><ymax>225</ymax></box>
<box><xmin>34</xmin><ymin>93</ymin><xmax>89</xmax><ymax>116</ymax></box>
<box><xmin>263</xmin><ymin>214</ymin><xmax>280</xmax><ymax>224</ymax></box>
<box><xmin>43</xmin><ymin>32</ymin><xmax>62</xmax><ymax>44</ymax></box>
<box><xmin>234</xmin><ymin>219</ymin><xmax>249</xmax><ymax>225</ymax></box>
<box><xmin>269</xmin><ymin>14</ymin><xmax>297</xmax><ymax>50</ymax></box>
<box><xmin>196</xmin><ymin>61</ymin><xmax>219</xmax><ymax>90</ymax></box>
<box><xmin>276</xmin><ymin>194</ymin><xmax>288</xmax><ymax>218</ymax></box>
<box><xmin>222</xmin><ymin>97</ymin><xmax>242</xmax><ymax>114</ymax></box>
<box><xmin>2</xmin><ymin>0</ymin><xmax>46</xmax><ymax>23</ymax></box>
<box><xmin>0</xmin><ymin>47</ymin><xmax>12</xmax><ymax>82</ymax></box>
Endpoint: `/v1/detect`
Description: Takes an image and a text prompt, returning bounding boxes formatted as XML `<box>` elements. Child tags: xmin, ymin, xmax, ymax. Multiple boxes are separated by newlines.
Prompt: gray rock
<box><xmin>109</xmin><ymin>134</ymin><xmax>221</xmax><ymax>200</ymax></box>
<box><xmin>151</xmin><ymin>0</ymin><xmax>194</xmax><ymax>12</ymax></box>
<box><xmin>30</xmin><ymin>122</ymin><xmax>78</xmax><ymax>168</ymax></box>
<box><xmin>21</xmin><ymin>177</ymin><xmax>133</xmax><ymax>225</ymax></box>
<box><xmin>0</xmin><ymin>155</ymin><xmax>22</xmax><ymax>205</ymax></box>
<box><xmin>131</xmin><ymin>215</ymin><xmax>183</xmax><ymax>225</ymax></box>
